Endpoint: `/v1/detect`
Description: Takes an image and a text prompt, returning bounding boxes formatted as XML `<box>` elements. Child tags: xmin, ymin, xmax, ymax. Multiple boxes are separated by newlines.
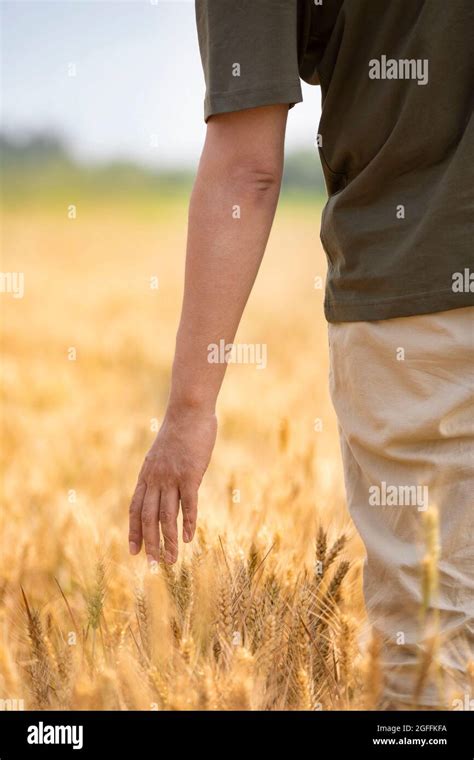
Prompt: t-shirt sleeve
<box><xmin>195</xmin><ymin>0</ymin><xmax>303</xmax><ymax>123</ymax></box>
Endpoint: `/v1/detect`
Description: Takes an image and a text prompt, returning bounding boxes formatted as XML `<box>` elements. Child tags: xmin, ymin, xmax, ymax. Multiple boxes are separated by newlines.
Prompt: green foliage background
<box><xmin>0</xmin><ymin>132</ymin><xmax>327</xmax><ymax>208</ymax></box>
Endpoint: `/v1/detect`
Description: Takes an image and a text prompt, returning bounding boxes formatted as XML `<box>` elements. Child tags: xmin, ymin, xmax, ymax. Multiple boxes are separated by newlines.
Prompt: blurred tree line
<box><xmin>0</xmin><ymin>131</ymin><xmax>327</xmax><ymax>205</ymax></box>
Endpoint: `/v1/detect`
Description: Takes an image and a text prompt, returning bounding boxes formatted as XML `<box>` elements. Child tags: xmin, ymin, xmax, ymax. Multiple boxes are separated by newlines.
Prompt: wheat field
<box><xmin>0</xmin><ymin>196</ymin><xmax>378</xmax><ymax>710</ymax></box>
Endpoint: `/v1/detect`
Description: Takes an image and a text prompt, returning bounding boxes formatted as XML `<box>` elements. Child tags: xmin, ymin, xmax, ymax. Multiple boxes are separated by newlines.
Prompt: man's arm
<box><xmin>129</xmin><ymin>104</ymin><xmax>289</xmax><ymax>564</ymax></box>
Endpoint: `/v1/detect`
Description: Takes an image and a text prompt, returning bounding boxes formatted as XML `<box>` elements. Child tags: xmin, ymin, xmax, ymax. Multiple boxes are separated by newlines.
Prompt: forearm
<box><xmin>168</xmin><ymin>119</ymin><xmax>285</xmax><ymax>413</ymax></box>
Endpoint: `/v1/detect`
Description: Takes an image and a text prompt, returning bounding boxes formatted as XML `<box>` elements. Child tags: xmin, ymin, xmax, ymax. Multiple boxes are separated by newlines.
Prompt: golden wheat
<box><xmin>1</xmin><ymin>201</ymin><xmax>464</xmax><ymax>710</ymax></box>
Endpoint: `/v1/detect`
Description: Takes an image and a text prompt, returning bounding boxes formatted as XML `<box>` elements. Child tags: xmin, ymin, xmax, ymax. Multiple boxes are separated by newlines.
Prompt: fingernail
<box><xmin>164</xmin><ymin>552</ymin><xmax>174</xmax><ymax>564</ymax></box>
<box><xmin>147</xmin><ymin>554</ymin><xmax>156</xmax><ymax>565</ymax></box>
<box><xmin>129</xmin><ymin>542</ymin><xmax>138</xmax><ymax>555</ymax></box>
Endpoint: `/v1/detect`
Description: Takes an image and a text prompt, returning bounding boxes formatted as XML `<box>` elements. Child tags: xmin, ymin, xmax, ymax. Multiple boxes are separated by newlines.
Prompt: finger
<box><xmin>180</xmin><ymin>486</ymin><xmax>198</xmax><ymax>543</ymax></box>
<box><xmin>141</xmin><ymin>485</ymin><xmax>161</xmax><ymax>564</ymax></box>
<box><xmin>128</xmin><ymin>480</ymin><xmax>146</xmax><ymax>555</ymax></box>
<box><xmin>159</xmin><ymin>487</ymin><xmax>180</xmax><ymax>564</ymax></box>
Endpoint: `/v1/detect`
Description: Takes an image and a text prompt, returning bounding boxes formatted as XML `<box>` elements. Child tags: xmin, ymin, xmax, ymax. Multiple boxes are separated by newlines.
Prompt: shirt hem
<box><xmin>324</xmin><ymin>290</ymin><xmax>474</xmax><ymax>323</ymax></box>
<box><xmin>204</xmin><ymin>82</ymin><xmax>303</xmax><ymax>123</ymax></box>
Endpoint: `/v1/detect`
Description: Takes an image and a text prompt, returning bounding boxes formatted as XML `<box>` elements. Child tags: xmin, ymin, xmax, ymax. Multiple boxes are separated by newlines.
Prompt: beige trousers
<box><xmin>328</xmin><ymin>306</ymin><xmax>474</xmax><ymax>708</ymax></box>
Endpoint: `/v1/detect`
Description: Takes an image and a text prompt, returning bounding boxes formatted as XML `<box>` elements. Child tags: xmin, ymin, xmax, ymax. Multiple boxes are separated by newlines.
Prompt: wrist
<box><xmin>167</xmin><ymin>390</ymin><xmax>216</xmax><ymax>418</ymax></box>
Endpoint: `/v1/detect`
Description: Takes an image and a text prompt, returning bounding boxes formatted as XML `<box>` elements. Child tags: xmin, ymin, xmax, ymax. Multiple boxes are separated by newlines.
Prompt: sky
<box><xmin>0</xmin><ymin>0</ymin><xmax>323</xmax><ymax>169</ymax></box>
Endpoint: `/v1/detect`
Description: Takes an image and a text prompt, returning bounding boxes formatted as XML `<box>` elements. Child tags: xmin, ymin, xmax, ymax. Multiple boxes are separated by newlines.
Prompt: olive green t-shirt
<box><xmin>195</xmin><ymin>0</ymin><xmax>474</xmax><ymax>322</ymax></box>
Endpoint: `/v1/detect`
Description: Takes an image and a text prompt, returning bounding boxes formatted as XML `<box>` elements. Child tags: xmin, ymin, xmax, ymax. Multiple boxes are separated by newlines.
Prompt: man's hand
<box><xmin>128</xmin><ymin>406</ymin><xmax>217</xmax><ymax>564</ymax></box>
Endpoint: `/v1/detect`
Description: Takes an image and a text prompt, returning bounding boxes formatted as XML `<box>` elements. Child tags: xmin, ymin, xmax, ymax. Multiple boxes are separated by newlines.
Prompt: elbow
<box><xmin>236</xmin><ymin>165</ymin><xmax>282</xmax><ymax>194</ymax></box>
<box><xmin>201</xmin><ymin>105</ymin><xmax>287</xmax><ymax>199</ymax></box>
<box><xmin>227</xmin><ymin>162</ymin><xmax>283</xmax><ymax>200</ymax></box>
